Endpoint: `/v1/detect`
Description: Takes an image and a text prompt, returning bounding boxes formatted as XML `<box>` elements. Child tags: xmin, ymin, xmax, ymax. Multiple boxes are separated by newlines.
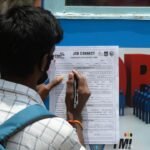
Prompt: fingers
<box><xmin>66</xmin><ymin>72</ymin><xmax>74</xmax><ymax>95</ymax></box>
<box><xmin>72</xmin><ymin>69</ymin><xmax>88</xmax><ymax>90</ymax></box>
<box><xmin>72</xmin><ymin>70</ymin><xmax>91</xmax><ymax>113</ymax></box>
<box><xmin>65</xmin><ymin>72</ymin><xmax>74</xmax><ymax>111</ymax></box>
<box><xmin>72</xmin><ymin>69</ymin><xmax>82</xmax><ymax>80</ymax></box>
<box><xmin>46</xmin><ymin>75</ymin><xmax>64</xmax><ymax>90</ymax></box>
<box><xmin>37</xmin><ymin>75</ymin><xmax>63</xmax><ymax>101</ymax></box>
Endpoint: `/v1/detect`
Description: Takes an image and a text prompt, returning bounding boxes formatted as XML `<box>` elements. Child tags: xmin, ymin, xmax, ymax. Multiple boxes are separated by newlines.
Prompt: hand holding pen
<box><xmin>65</xmin><ymin>70</ymin><xmax>91</xmax><ymax>120</ymax></box>
<box><xmin>65</xmin><ymin>70</ymin><xmax>91</xmax><ymax>145</ymax></box>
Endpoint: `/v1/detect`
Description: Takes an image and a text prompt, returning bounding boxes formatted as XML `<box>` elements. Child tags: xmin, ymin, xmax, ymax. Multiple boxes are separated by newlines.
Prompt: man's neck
<box><xmin>1</xmin><ymin>74</ymin><xmax>37</xmax><ymax>90</ymax></box>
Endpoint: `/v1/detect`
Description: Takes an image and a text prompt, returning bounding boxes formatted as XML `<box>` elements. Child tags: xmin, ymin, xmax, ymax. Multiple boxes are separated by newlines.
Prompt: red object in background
<box><xmin>119</xmin><ymin>58</ymin><xmax>127</xmax><ymax>96</ymax></box>
<box><xmin>124</xmin><ymin>54</ymin><xmax>150</xmax><ymax>106</ymax></box>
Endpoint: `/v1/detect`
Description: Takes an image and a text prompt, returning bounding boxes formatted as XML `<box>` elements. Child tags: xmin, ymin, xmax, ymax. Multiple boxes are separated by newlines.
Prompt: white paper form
<box><xmin>49</xmin><ymin>46</ymin><xmax>119</xmax><ymax>144</ymax></box>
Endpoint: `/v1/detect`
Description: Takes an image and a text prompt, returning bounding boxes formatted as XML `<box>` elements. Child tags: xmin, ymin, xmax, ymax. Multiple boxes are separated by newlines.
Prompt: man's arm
<box><xmin>37</xmin><ymin>75</ymin><xmax>63</xmax><ymax>100</ymax></box>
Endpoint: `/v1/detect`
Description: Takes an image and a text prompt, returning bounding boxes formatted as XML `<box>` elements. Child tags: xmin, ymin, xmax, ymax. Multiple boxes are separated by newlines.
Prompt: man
<box><xmin>0</xmin><ymin>6</ymin><xmax>90</xmax><ymax>149</ymax></box>
<box><xmin>0</xmin><ymin>0</ymin><xmax>63</xmax><ymax>101</ymax></box>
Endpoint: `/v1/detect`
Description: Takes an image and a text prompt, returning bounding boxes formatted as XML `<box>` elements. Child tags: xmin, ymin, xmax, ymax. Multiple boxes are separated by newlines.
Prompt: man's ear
<box><xmin>40</xmin><ymin>54</ymin><xmax>49</xmax><ymax>72</ymax></box>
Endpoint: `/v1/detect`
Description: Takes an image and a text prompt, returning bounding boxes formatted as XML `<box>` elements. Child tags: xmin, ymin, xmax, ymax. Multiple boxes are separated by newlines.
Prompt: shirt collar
<box><xmin>0</xmin><ymin>79</ymin><xmax>44</xmax><ymax>105</ymax></box>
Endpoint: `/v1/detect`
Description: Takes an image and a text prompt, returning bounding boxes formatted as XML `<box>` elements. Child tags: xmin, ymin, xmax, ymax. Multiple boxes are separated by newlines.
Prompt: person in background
<box><xmin>0</xmin><ymin>0</ymin><xmax>41</xmax><ymax>14</ymax></box>
<box><xmin>0</xmin><ymin>6</ymin><xmax>90</xmax><ymax>149</ymax></box>
<box><xmin>0</xmin><ymin>0</ymin><xmax>63</xmax><ymax>101</ymax></box>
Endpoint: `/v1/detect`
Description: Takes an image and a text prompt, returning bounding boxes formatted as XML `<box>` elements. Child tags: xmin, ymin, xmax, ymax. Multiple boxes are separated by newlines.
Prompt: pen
<box><xmin>73</xmin><ymin>77</ymin><xmax>78</xmax><ymax>108</ymax></box>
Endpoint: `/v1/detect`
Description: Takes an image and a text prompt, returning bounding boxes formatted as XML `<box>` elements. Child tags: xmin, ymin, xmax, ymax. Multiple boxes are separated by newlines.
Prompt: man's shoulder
<box><xmin>18</xmin><ymin>117</ymin><xmax>84</xmax><ymax>150</ymax></box>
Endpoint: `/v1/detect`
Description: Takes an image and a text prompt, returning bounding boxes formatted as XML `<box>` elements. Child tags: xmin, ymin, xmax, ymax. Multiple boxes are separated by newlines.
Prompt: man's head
<box><xmin>0</xmin><ymin>6</ymin><xmax>63</xmax><ymax>86</ymax></box>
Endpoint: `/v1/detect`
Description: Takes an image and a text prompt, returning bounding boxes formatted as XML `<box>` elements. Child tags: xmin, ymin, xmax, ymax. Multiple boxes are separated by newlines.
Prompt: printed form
<box><xmin>49</xmin><ymin>46</ymin><xmax>119</xmax><ymax>144</ymax></box>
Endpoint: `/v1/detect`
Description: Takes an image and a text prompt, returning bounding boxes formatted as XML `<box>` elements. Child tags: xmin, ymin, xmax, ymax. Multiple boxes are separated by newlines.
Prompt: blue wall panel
<box><xmin>58</xmin><ymin>19</ymin><xmax>150</xmax><ymax>48</ymax></box>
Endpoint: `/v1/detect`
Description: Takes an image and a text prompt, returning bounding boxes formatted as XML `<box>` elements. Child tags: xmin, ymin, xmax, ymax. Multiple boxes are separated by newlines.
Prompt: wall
<box><xmin>58</xmin><ymin>19</ymin><xmax>150</xmax><ymax>47</ymax></box>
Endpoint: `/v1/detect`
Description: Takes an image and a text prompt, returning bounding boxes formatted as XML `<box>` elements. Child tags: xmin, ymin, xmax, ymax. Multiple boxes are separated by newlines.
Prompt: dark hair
<box><xmin>0</xmin><ymin>6</ymin><xmax>63</xmax><ymax>77</ymax></box>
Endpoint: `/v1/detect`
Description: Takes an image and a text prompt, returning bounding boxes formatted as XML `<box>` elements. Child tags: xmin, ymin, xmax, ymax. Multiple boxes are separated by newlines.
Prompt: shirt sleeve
<box><xmin>59</xmin><ymin>121</ymin><xmax>86</xmax><ymax>150</ymax></box>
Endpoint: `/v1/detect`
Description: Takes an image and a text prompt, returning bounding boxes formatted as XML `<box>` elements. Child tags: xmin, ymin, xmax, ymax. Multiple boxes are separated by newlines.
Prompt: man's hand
<box><xmin>65</xmin><ymin>70</ymin><xmax>90</xmax><ymax>146</ymax></box>
<box><xmin>65</xmin><ymin>70</ymin><xmax>91</xmax><ymax>121</ymax></box>
<box><xmin>37</xmin><ymin>75</ymin><xmax>63</xmax><ymax>100</ymax></box>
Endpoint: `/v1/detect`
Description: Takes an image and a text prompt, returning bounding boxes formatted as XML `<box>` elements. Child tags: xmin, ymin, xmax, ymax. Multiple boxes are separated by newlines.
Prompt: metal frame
<box><xmin>44</xmin><ymin>0</ymin><xmax>150</xmax><ymax>20</ymax></box>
